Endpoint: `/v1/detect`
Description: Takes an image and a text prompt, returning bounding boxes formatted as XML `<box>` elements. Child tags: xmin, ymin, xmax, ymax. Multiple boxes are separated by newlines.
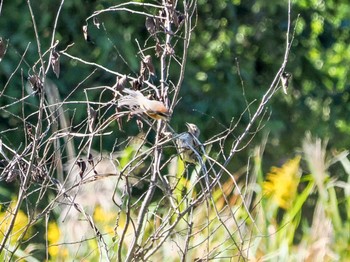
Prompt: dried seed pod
<box><xmin>136</xmin><ymin>118</ymin><xmax>143</xmax><ymax>130</ymax></box>
<box><xmin>115</xmin><ymin>107</ymin><xmax>123</xmax><ymax>130</ymax></box>
<box><xmin>130</xmin><ymin>77</ymin><xmax>143</xmax><ymax>90</ymax></box>
<box><xmin>87</xmin><ymin>153</ymin><xmax>98</xmax><ymax>175</ymax></box>
<box><xmin>145</xmin><ymin>17</ymin><xmax>156</xmax><ymax>36</ymax></box>
<box><xmin>173</xmin><ymin>12</ymin><xmax>179</xmax><ymax>27</ymax></box>
<box><xmin>93</xmin><ymin>17</ymin><xmax>100</xmax><ymax>29</ymax></box>
<box><xmin>176</xmin><ymin>12</ymin><xmax>185</xmax><ymax>28</ymax></box>
<box><xmin>88</xmin><ymin>106</ymin><xmax>97</xmax><ymax>133</ymax></box>
<box><xmin>155</xmin><ymin>41</ymin><xmax>162</xmax><ymax>57</ymax></box>
<box><xmin>88</xmin><ymin>153</ymin><xmax>94</xmax><ymax>166</ymax></box>
<box><xmin>116</xmin><ymin>75</ymin><xmax>127</xmax><ymax>91</ymax></box>
<box><xmin>28</xmin><ymin>74</ymin><xmax>43</xmax><ymax>93</ymax></box>
<box><xmin>165</xmin><ymin>43</ymin><xmax>174</xmax><ymax>55</ymax></box>
<box><xmin>33</xmin><ymin>163</ymin><xmax>48</xmax><ymax>182</ymax></box>
<box><xmin>82</xmin><ymin>25</ymin><xmax>92</xmax><ymax>42</ymax></box>
<box><xmin>140</xmin><ymin>60</ymin><xmax>146</xmax><ymax>80</ymax></box>
<box><xmin>143</xmin><ymin>55</ymin><xmax>155</xmax><ymax>76</ymax></box>
<box><xmin>6</xmin><ymin>168</ymin><xmax>20</xmax><ymax>183</ymax></box>
<box><xmin>76</xmin><ymin>158</ymin><xmax>86</xmax><ymax>178</ymax></box>
<box><xmin>26</xmin><ymin>123</ymin><xmax>35</xmax><ymax>141</ymax></box>
<box><xmin>281</xmin><ymin>72</ymin><xmax>292</xmax><ymax>95</ymax></box>
<box><xmin>51</xmin><ymin>49</ymin><xmax>60</xmax><ymax>78</ymax></box>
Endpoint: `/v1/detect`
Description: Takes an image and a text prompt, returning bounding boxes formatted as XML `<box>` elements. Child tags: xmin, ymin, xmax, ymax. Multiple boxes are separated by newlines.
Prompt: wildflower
<box><xmin>263</xmin><ymin>156</ymin><xmax>301</xmax><ymax>209</ymax></box>
<box><xmin>48</xmin><ymin>222</ymin><xmax>60</xmax><ymax>257</ymax></box>
<box><xmin>0</xmin><ymin>201</ymin><xmax>32</xmax><ymax>245</ymax></box>
<box><xmin>93</xmin><ymin>206</ymin><xmax>116</xmax><ymax>235</ymax></box>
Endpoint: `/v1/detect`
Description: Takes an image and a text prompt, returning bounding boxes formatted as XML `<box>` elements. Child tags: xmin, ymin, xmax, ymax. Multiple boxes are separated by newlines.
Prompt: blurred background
<box><xmin>0</xmin><ymin>0</ymin><xmax>349</xmax><ymax>260</ymax></box>
<box><xmin>1</xmin><ymin>0</ymin><xmax>349</xmax><ymax>167</ymax></box>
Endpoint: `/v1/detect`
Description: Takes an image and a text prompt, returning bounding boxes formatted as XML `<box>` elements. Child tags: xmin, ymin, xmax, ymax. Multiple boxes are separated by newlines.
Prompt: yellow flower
<box><xmin>47</xmin><ymin>222</ymin><xmax>60</xmax><ymax>257</ymax></box>
<box><xmin>93</xmin><ymin>206</ymin><xmax>116</xmax><ymax>235</ymax></box>
<box><xmin>263</xmin><ymin>156</ymin><xmax>301</xmax><ymax>209</ymax></box>
<box><xmin>0</xmin><ymin>201</ymin><xmax>32</xmax><ymax>245</ymax></box>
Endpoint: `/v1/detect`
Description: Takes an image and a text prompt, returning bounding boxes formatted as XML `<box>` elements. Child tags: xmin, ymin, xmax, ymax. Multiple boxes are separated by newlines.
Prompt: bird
<box><xmin>176</xmin><ymin>123</ymin><xmax>201</xmax><ymax>164</ymax></box>
<box><xmin>118</xmin><ymin>89</ymin><xmax>169</xmax><ymax>120</ymax></box>
<box><xmin>176</xmin><ymin>123</ymin><xmax>211</xmax><ymax>194</ymax></box>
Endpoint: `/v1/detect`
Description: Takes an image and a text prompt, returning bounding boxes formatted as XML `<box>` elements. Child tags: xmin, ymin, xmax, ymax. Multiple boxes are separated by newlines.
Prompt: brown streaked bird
<box><xmin>118</xmin><ymin>89</ymin><xmax>169</xmax><ymax>120</ymax></box>
<box><xmin>176</xmin><ymin>123</ymin><xmax>201</xmax><ymax>164</ymax></box>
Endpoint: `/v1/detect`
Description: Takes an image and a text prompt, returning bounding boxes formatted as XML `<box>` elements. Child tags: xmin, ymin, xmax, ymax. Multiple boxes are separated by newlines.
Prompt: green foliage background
<box><xmin>1</xmin><ymin>0</ymin><xmax>350</xmax><ymax>260</ymax></box>
<box><xmin>1</xmin><ymin>0</ymin><xmax>350</xmax><ymax>165</ymax></box>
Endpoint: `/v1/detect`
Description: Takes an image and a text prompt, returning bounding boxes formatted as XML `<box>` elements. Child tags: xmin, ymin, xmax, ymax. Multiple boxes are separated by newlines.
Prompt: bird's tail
<box><xmin>118</xmin><ymin>89</ymin><xmax>145</xmax><ymax>108</ymax></box>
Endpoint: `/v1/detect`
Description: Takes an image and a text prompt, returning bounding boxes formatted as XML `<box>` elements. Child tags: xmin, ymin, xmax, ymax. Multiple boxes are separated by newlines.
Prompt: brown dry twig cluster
<box><xmin>0</xmin><ymin>0</ymin><xmax>295</xmax><ymax>261</ymax></box>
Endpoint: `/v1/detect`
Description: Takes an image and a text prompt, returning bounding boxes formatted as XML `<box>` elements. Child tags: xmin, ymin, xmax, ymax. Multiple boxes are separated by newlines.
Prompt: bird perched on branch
<box><xmin>118</xmin><ymin>89</ymin><xmax>169</xmax><ymax>120</ymax></box>
<box><xmin>176</xmin><ymin>123</ymin><xmax>201</xmax><ymax>164</ymax></box>
<box><xmin>176</xmin><ymin>123</ymin><xmax>211</xmax><ymax>194</ymax></box>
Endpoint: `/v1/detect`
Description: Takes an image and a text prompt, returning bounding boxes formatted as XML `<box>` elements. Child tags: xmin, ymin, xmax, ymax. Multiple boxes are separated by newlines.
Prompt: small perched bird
<box><xmin>118</xmin><ymin>89</ymin><xmax>169</xmax><ymax>120</ymax></box>
<box><xmin>176</xmin><ymin>123</ymin><xmax>201</xmax><ymax>164</ymax></box>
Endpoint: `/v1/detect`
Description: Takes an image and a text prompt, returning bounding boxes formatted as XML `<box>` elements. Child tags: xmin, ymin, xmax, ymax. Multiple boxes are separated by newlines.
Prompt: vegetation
<box><xmin>0</xmin><ymin>0</ymin><xmax>349</xmax><ymax>261</ymax></box>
